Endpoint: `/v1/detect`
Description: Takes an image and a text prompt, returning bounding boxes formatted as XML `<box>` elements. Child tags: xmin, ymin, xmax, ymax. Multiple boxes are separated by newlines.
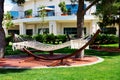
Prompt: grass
<box><xmin>100</xmin><ymin>43</ymin><xmax>118</xmax><ymax>48</ymax></box>
<box><xmin>1</xmin><ymin>44</ymin><xmax>120</xmax><ymax>80</ymax></box>
<box><xmin>0</xmin><ymin>50</ymin><xmax>120</xmax><ymax>80</ymax></box>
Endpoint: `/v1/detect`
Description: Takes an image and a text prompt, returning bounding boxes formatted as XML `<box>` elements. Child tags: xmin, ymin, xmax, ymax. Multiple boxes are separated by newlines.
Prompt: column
<box><xmin>19</xmin><ymin>23</ymin><xmax>26</xmax><ymax>35</ymax></box>
<box><xmin>33</xmin><ymin>24</ymin><xmax>37</xmax><ymax>35</ymax></box>
<box><xmin>49</xmin><ymin>21</ymin><xmax>57</xmax><ymax>35</ymax></box>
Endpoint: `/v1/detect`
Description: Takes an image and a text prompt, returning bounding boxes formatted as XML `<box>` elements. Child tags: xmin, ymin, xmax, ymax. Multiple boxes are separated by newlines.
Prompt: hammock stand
<box><xmin>12</xmin><ymin>29</ymin><xmax>100</xmax><ymax>66</ymax></box>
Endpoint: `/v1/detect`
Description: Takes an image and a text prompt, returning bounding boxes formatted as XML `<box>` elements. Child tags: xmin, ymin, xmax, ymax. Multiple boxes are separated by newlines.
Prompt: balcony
<box><xmin>11</xmin><ymin>11</ymin><xmax>96</xmax><ymax>23</ymax></box>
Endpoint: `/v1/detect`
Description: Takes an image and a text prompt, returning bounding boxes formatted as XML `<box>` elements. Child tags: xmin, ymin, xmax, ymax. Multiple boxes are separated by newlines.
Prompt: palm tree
<box><xmin>0</xmin><ymin>0</ymin><xmax>26</xmax><ymax>58</ymax></box>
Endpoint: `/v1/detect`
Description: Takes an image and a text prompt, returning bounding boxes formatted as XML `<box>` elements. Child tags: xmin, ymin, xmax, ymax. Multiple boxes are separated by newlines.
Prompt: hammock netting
<box><xmin>12</xmin><ymin>38</ymin><xmax>89</xmax><ymax>51</ymax></box>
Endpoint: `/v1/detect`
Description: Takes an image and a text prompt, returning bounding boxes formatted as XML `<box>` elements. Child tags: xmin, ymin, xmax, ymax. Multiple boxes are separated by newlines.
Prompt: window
<box><xmin>66</xmin><ymin>4</ymin><xmax>86</xmax><ymax>15</ymax></box>
<box><xmin>38</xmin><ymin>28</ymin><xmax>49</xmax><ymax>34</ymax></box>
<box><xmin>64</xmin><ymin>28</ymin><xmax>77</xmax><ymax>38</ymax></box>
<box><xmin>64</xmin><ymin>28</ymin><xmax>77</xmax><ymax>34</ymax></box>
<box><xmin>8</xmin><ymin>30</ymin><xmax>19</xmax><ymax>35</ymax></box>
<box><xmin>26</xmin><ymin>29</ymin><xmax>33</xmax><ymax>35</ymax></box>
<box><xmin>64</xmin><ymin>27</ymin><xmax>86</xmax><ymax>38</ymax></box>
<box><xmin>9</xmin><ymin>11</ymin><xmax>19</xmax><ymax>19</ymax></box>
<box><xmin>46</xmin><ymin>6</ymin><xmax>55</xmax><ymax>16</ymax></box>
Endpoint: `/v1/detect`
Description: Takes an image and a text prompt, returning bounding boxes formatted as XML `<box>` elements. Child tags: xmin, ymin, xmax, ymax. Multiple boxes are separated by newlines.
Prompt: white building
<box><xmin>4</xmin><ymin>0</ymin><xmax>100</xmax><ymax>36</ymax></box>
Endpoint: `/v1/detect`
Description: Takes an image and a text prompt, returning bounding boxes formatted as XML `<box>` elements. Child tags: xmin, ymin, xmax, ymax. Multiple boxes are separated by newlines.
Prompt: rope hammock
<box><xmin>11</xmin><ymin>29</ymin><xmax>100</xmax><ymax>65</ymax></box>
<box><xmin>12</xmin><ymin>37</ymin><xmax>89</xmax><ymax>51</ymax></box>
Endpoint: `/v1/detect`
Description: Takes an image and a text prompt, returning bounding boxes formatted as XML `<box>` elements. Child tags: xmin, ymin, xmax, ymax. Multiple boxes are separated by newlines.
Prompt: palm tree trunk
<box><xmin>0</xmin><ymin>0</ymin><xmax>6</xmax><ymax>58</ymax></box>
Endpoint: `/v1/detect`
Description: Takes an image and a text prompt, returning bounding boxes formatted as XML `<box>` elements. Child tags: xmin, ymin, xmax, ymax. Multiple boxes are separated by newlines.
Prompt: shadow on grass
<box><xmin>85</xmin><ymin>49</ymin><xmax>120</xmax><ymax>57</ymax></box>
<box><xmin>54</xmin><ymin>47</ymin><xmax>76</xmax><ymax>54</ymax></box>
<box><xmin>0</xmin><ymin>69</ymin><xmax>30</xmax><ymax>74</ymax></box>
<box><xmin>55</xmin><ymin>48</ymin><xmax>120</xmax><ymax>57</ymax></box>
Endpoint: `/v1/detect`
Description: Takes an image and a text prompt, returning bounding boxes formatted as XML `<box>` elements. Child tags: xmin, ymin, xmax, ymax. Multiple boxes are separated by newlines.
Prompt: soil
<box><xmin>0</xmin><ymin>54</ymin><xmax>99</xmax><ymax>68</ymax></box>
<box><xmin>0</xmin><ymin>46</ymin><xmax>119</xmax><ymax>68</ymax></box>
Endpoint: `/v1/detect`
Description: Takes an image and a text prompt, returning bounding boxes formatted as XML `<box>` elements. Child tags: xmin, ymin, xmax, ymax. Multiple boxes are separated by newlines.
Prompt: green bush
<box><xmin>32</xmin><ymin>34</ymin><xmax>67</xmax><ymax>44</ymax></box>
<box><xmin>93</xmin><ymin>34</ymin><xmax>118</xmax><ymax>44</ymax></box>
<box><xmin>5</xmin><ymin>35</ymin><xmax>13</xmax><ymax>46</ymax></box>
<box><xmin>5</xmin><ymin>45</ymin><xmax>24</xmax><ymax>55</ymax></box>
<box><xmin>11</xmin><ymin>34</ymin><xmax>67</xmax><ymax>44</ymax></box>
<box><xmin>20</xmin><ymin>34</ymin><xmax>33</xmax><ymax>41</ymax></box>
<box><xmin>32</xmin><ymin>34</ymin><xmax>44</xmax><ymax>42</ymax></box>
<box><xmin>44</xmin><ymin>34</ymin><xmax>56</xmax><ymax>44</ymax></box>
<box><xmin>56</xmin><ymin>34</ymin><xmax>67</xmax><ymax>43</ymax></box>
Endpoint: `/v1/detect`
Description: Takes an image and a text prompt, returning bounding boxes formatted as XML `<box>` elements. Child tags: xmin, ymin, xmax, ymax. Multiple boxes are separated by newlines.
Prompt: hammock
<box><xmin>12</xmin><ymin>38</ymin><xmax>88</xmax><ymax>51</ymax></box>
<box><xmin>12</xmin><ymin>29</ymin><xmax>100</xmax><ymax>65</ymax></box>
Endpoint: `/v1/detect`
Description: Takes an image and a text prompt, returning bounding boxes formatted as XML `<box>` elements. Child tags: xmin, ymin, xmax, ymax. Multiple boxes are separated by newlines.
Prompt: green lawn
<box><xmin>1</xmin><ymin>46</ymin><xmax>120</xmax><ymax>80</ymax></box>
<box><xmin>100</xmin><ymin>43</ymin><xmax>118</xmax><ymax>48</ymax></box>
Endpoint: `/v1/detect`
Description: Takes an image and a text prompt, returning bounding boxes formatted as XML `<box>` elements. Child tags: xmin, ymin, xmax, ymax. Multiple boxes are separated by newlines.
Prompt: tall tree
<box><xmin>71</xmin><ymin>0</ymin><xmax>120</xmax><ymax>58</ymax></box>
<box><xmin>0</xmin><ymin>0</ymin><xmax>25</xmax><ymax>58</ymax></box>
<box><xmin>95</xmin><ymin>0</ymin><xmax>120</xmax><ymax>48</ymax></box>
<box><xmin>11</xmin><ymin>0</ymin><xmax>25</xmax><ymax>6</ymax></box>
<box><xmin>71</xmin><ymin>0</ymin><xmax>100</xmax><ymax>58</ymax></box>
<box><xmin>0</xmin><ymin>0</ymin><xmax>5</xmax><ymax>58</ymax></box>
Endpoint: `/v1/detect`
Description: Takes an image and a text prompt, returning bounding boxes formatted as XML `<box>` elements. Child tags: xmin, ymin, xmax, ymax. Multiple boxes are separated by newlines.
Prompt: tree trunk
<box><xmin>75</xmin><ymin>0</ymin><xmax>100</xmax><ymax>58</ymax></box>
<box><xmin>75</xmin><ymin>0</ymin><xmax>84</xmax><ymax>58</ymax></box>
<box><xmin>0</xmin><ymin>0</ymin><xmax>5</xmax><ymax>58</ymax></box>
<box><xmin>0</xmin><ymin>28</ymin><xmax>6</xmax><ymax>58</ymax></box>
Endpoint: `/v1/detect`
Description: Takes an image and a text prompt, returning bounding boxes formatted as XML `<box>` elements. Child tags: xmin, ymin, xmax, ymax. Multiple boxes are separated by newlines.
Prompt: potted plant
<box><xmin>25</xmin><ymin>9</ymin><xmax>32</xmax><ymax>18</ymax></box>
<box><xmin>58</xmin><ymin>1</ymin><xmax>68</xmax><ymax>16</ymax></box>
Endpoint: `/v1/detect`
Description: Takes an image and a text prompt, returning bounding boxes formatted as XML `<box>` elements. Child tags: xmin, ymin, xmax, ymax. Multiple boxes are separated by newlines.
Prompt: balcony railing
<box><xmin>11</xmin><ymin>11</ymin><xmax>93</xmax><ymax>20</ymax></box>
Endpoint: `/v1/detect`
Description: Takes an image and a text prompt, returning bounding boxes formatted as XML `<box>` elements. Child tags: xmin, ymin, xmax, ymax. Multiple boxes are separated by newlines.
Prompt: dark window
<box><xmin>64</xmin><ymin>28</ymin><xmax>77</xmax><ymax>34</ymax></box>
<box><xmin>26</xmin><ymin>29</ymin><xmax>33</xmax><ymax>35</ymax></box>
<box><xmin>8</xmin><ymin>30</ymin><xmax>19</xmax><ymax>35</ymax></box>
<box><xmin>64</xmin><ymin>27</ymin><xmax>86</xmax><ymax>38</ymax></box>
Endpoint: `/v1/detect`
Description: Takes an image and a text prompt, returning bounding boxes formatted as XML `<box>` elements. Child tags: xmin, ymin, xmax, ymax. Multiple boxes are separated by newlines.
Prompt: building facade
<box><xmin>4</xmin><ymin>0</ymin><xmax>100</xmax><ymax>36</ymax></box>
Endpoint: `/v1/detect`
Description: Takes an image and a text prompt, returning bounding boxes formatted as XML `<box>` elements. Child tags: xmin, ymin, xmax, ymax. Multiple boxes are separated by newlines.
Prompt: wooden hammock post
<box><xmin>60</xmin><ymin>59</ymin><xmax>64</xmax><ymax>64</ymax></box>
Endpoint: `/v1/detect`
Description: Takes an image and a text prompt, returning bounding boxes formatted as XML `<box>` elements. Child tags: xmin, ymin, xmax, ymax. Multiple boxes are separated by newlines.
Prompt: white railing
<box><xmin>12</xmin><ymin>11</ymin><xmax>93</xmax><ymax>20</ymax></box>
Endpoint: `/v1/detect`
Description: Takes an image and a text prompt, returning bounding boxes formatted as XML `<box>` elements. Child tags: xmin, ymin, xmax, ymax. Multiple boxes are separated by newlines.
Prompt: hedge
<box><xmin>93</xmin><ymin>33</ymin><xmax>118</xmax><ymax>44</ymax></box>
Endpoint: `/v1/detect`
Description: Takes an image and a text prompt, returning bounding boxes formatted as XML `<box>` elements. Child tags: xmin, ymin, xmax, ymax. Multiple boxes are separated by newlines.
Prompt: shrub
<box><xmin>5</xmin><ymin>35</ymin><xmax>13</xmax><ymax>46</ymax></box>
<box><xmin>44</xmin><ymin>34</ymin><xmax>56</xmax><ymax>44</ymax></box>
<box><xmin>12</xmin><ymin>34</ymin><xmax>68</xmax><ymax>44</ymax></box>
<box><xmin>20</xmin><ymin>34</ymin><xmax>33</xmax><ymax>41</ymax></box>
<box><xmin>32</xmin><ymin>34</ymin><xmax>44</xmax><ymax>42</ymax></box>
<box><xmin>56</xmin><ymin>34</ymin><xmax>67</xmax><ymax>43</ymax></box>
<box><xmin>93</xmin><ymin>33</ymin><xmax>118</xmax><ymax>44</ymax></box>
